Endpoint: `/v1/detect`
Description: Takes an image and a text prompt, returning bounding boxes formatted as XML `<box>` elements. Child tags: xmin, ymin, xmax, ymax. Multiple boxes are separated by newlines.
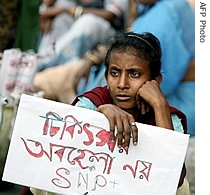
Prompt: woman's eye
<box><xmin>131</xmin><ymin>71</ymin><xmax>140</xmax><ymax>77</ymax></box>
<box><xmin>110</xmin><ymin>70</ymin><xmax>119</xmax><ymax>76</ymax></box>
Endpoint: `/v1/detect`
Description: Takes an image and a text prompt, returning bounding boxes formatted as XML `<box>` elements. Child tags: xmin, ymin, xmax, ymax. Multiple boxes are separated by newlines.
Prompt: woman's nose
<box><xmin>117</xmin><ymin>74</ymin><xmax>128</xmax><ymax>89</ymax></box>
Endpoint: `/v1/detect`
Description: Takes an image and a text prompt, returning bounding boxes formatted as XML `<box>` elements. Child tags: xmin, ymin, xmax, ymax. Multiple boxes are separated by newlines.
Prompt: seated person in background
<box><xmin>25</xmin><ymin>31</ymin><xmax>190</xmax><ymax>195</ymax></box>
<box><xmin>38</xmin><ymin>0</ymin><xmax>76</xmax><ymax>57</ymax></box>
<box><xmin>128</xmin><ymin>0</ymin><xmax>195</xmax><ymax>137</ymax></box>
<box><xmin>128</xmin><ymin>1</ymin><xmax>195</xmax><ymax>193</ymax></box>
<box><xmin>37</xmin><ymin>0</ymin><xmax>127</xmax><ymax>71</ymax></box>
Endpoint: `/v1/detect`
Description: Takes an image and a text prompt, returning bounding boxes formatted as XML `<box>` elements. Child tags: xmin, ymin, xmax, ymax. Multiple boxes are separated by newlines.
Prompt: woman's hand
<box><xmin>137</xmin><ymin>80</ymin><xmax>164</xmax><ymax>109</ymax></box>
<box><xmin>137</xmin><ymin>80</ymin><xmax>173</xmax><ymax>129</ymax></box>
<box><xmin>97</xmin><ymin>104</ymin><xmax>138</xmax><ymax>151</ymax></box>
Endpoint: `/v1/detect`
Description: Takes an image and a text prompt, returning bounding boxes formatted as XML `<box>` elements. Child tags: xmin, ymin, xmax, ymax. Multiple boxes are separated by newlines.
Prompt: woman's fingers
<box><xmin>130</xmin><ymin>122</ymin><xmax>138</xmax><ymax>146</ymax></box>
<box><xmin>97</xmin><ymin>104</ymin><xmax>138</xmax><ymax>151</ymax></box>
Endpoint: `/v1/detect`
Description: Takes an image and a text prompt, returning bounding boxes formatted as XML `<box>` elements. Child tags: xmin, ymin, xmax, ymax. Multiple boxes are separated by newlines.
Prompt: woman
<box><xmin>23</xmin><ymin>31</ymin><xmax>190</xmax><ymax>195</ymax></box>
<box><xmin>71</xmin><ymin>31</ymin><xmax>189</xmax><ymax>194</ymax></box>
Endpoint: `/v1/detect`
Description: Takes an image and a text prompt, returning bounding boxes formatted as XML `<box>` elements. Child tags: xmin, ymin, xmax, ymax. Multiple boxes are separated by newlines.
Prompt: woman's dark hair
<box><xmin>104</xmin><ymin>31</ymin><xmax>162</xmax><ymax>79</ymax></box>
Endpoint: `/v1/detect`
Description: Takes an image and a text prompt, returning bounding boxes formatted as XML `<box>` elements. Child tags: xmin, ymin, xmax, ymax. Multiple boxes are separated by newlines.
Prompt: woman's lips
<box><xmin>116</xmin><ymin>94</ymin><xmax>130</xmax><ymax>101</ymax></box>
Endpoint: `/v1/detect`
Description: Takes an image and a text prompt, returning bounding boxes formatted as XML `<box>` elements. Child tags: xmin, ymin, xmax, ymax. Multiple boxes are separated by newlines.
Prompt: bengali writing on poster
<box><xmin>21</xmin><ymin>110</ymin><xmax>152</xmax><ymax>191</ymax></box>
<box><xmin>3</xmin><ymin>94</ymin><xmax>189</xmax><ymax>194</ymax></box>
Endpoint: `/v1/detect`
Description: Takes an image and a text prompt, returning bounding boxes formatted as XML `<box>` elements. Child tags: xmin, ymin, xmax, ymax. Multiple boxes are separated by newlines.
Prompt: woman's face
<box><xmin>106</xmin><ymin>49</ymin><xmax>151</xmax><ymax>111</ymax></box>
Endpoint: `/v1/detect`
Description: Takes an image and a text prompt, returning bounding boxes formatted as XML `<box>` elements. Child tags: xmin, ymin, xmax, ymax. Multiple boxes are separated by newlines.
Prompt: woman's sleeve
<box><xmin>74</xmin><ymin>96</ymin><xmax>97</xmax><ymax>110</ymax></box>
<box><xmin>171</xmin><ymin>114</ymin><xmax>184</xmax><ymax>133</ymax></box>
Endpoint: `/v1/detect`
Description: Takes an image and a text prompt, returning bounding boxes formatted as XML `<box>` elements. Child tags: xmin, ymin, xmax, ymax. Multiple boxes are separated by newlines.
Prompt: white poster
<box><xmin>3</xmin><ymin>94</ymin><xmax>189</xmax><ymax>195</ymax></box>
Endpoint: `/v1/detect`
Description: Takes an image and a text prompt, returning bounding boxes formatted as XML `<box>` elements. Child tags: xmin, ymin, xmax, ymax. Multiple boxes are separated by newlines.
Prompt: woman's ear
<box><xmin>155</xmin><ymin>74</ymin><xmax>162</xmax><ymax>84</ymax></box>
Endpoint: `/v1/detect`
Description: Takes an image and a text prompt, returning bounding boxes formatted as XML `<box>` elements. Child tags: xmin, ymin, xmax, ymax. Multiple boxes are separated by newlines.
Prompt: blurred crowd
<box><xmin>0</xmin><ymin>0</ymin><xmax>195</xmax><ymax>194</ymax></box>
